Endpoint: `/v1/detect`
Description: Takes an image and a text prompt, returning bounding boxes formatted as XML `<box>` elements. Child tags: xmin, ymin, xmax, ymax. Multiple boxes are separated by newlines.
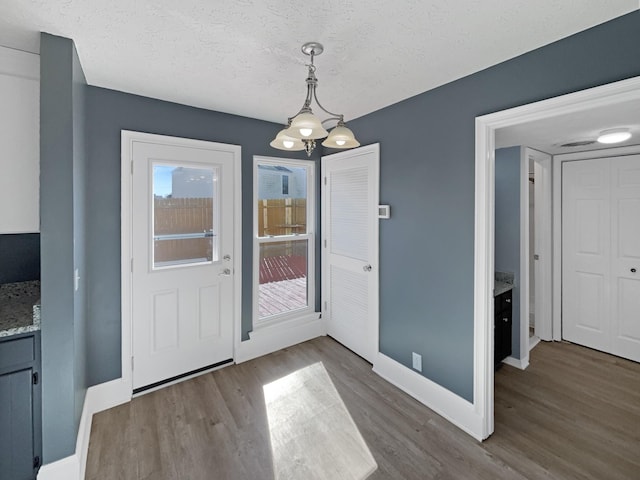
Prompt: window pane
<box><xmin>153</xmin><ymin>165</ymin><xmax>219</xmax><ymax>268</ymax></box>
<box><xmin>259</xmin><ymin>239</ymin><xmax>308</xmax><ymax>318</ymax></box>
<box><xmin>257</xmin><ymin>165</ymin><xmax>307</xmax><ymax>236</ymax></box>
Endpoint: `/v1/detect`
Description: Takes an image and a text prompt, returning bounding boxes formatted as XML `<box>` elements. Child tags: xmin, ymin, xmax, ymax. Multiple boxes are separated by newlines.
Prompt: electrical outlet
<box><xmin>412</xmin><ymin>352</ymin><xmax>422</xmax><ymax>372</ymax></box>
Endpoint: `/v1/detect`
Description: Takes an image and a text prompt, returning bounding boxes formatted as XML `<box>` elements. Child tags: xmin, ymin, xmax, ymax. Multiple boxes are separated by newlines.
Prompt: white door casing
<box><xmin>475</xmin><ymin>77</ymin><xmax>640</xmax><ymax>441</ymax></box>
<box><xmin>531</xmin><ymin>149</ymin><xmax>553</xmax><ymax>342</ymax></box>
<box><xmin>562</xmin><ymin>155</ymin><xmax>640</xmax><ymax>363</ymax></box>
<box><xmin>322</xmin><ymin>144</ymin><xmax>380</xmax><ymax>364</ymax></box>
<box><xmin>126</xmin><ymin>133</ymin><xmax>240</xmax><ymax>390</ymax></box>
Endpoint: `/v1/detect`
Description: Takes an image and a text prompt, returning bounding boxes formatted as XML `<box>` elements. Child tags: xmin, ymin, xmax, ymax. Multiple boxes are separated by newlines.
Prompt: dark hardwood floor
<box><xmin>85</xmin><ymin>337</ymin><xmax>640</xmax><ymax>479</ymax></box>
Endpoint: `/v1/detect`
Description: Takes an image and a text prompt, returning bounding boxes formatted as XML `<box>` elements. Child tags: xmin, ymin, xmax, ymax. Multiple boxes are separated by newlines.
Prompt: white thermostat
<box><xmin>378</xmin><ymin>205</ymin><xmax>390</xmax><ymax>219</ymax></box>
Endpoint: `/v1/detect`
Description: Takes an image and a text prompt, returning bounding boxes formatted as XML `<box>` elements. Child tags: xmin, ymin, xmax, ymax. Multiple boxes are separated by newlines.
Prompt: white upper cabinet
<box><xmin>0</xmin><ymin>45</ymin><xmax>39</xmax><ymax>233</ymax></box>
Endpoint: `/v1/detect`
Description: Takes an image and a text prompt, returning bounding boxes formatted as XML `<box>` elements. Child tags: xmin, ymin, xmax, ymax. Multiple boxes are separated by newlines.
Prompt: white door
<box><xmin>321</xmin><ymin>144</ymin><xmax>379</xmax><ymax>363</ymax></box>
<box><xmin>531</xmin><ymin>149</ymin><xmax>552</xmax><ymax>341</ymax></box>
<box><xmin>610</xmin><ymin>155</ymin><xmax>640</xmax><ymax>361</ymax></box>
<box><xmin>130</xmin><ymin>135</ymin><xmax>238</xmax><ymax>390</ymax></box>
<box><xmin>562</xmin><ymin>154</ymin><xmax>640</xmax><ymax>362</ymax></box>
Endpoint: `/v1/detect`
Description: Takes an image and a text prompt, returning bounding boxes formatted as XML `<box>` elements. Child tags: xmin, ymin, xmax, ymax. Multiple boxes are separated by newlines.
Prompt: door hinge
<box><xmin>131</xmin><ymin>161</ymin><xmax>134</xmax><ymax>175</ymax></box>
<box><xmin>324</xmin><ymin>177</ymin><xmax>327</xmax><ymax>185</ymax></box>
<box><xmin>131</xmin><ymin>258</ymin><xmax>134</xmax><ymax>273</ymax></box>
<box><xmin>32</xmin><ymin>372</ymin><xmax>39</xmax><ymax>385</ymax></box>
<box><xmin>34</xmin><ymin>456</ymin><xmax>41</xmax><ymax>469</ymax></box>
<box><xmin>324</xmin><ymin>239</ymin><xmax>327</xmax><ymax>248</ymax></box>
<box><xmin>131</xmin><ymin>356</ymin><xmax>134</xmax><ymax>370</ymax></box>
<box><xmin>324</xmin><ymin>300</ymin><xmax>328</xmax><ymax>311</ymax></box>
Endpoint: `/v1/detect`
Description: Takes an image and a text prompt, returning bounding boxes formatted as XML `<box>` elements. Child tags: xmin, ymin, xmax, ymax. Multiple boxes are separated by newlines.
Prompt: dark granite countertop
<box><xmin>0</xmin><ymin>280</ymin><xmax>41</xmax><ymax>337</ymax></box>
<box><xmin>494</xmin><ymin>271</ymin><xmax>514</xmax><ymax>297</ymax></box>
<box><xmin>494</xmin><ymin>280</ymin><xmax>514</xmax><ymax>296</ymax></box>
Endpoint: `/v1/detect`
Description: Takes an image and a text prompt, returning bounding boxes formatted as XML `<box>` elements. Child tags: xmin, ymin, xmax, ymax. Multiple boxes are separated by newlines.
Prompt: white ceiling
<box><xmin>496</xmin><ymin>96</ymin><xmax>640</xmax><ymax>155</ymax></box>
<box><xmin>0</xmin><ymin>1</ymin><xmax>637</xmax><ymax>125</ymax></box>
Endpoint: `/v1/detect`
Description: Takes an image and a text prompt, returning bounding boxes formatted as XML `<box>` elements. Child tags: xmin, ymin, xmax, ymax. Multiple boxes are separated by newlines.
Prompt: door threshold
<box><xmin>133</xmin><ymin>358</ymin><xmax>233</xmax><ymax>397</ymax></box>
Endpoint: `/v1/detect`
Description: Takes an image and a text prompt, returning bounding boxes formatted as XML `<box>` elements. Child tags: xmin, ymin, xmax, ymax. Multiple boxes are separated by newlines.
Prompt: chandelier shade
<box><xmin>288</xmin><ymin>112</ymin><xmax>328</xmax><ymax>139</ymax></box>
<box><xmin>269</xmin><ymin>127</ymin><xmax>305</xmax><ymax>151</ymax></box>
<box><xmin>270</xmin><ymin>42</ymin><xmax>359</xmax><ymax>157</ymax></box>
<box><xmin>322</xmin><ymin>124</ymin><xmax>360</xmax><ymax>149</ymax></box>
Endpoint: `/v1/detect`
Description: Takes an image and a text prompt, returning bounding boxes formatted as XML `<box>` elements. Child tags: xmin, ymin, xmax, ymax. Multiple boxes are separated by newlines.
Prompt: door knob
<box><xmin>363</xmin><ymin>264</ymin><xmax>372</xmax><ymax>272</ymax></box>
<box><xmin>632</xmin><ymin>268</ymin><xmax>637</xmax><ymax>273</ymax></box>
<box><xmin>219</xmin><ymin>268</ymin><xmax>231</xmax><ymax>276</ymax></box>
<box><xmin>223</xmin><ymin>254</ymin><xmax>231</xmax><ymax>261</ymax></box>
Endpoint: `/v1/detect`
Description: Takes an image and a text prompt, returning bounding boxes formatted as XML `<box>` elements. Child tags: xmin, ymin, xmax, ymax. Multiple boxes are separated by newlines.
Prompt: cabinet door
<box><xmin>499</xmin><ymin>311</ymin><xmax>513</xmax><ymax>359</ymax></box>
<box><xmin>0</xmin><ymin>368</ymin><xmax>34</xmax><ymax>480</ymax></box>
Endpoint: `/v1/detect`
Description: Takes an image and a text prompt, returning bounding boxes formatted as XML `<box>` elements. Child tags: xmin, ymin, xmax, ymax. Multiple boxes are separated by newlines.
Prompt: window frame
<box><xmin>252</xmin><ymin>156</ymin><xmax>315</xmax><ymax>328</ymax></box>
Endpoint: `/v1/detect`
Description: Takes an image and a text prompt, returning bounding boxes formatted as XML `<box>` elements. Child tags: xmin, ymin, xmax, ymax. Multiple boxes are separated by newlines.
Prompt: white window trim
<box><xmin>252</xmin><ymin>156</ymin><xmax>316</xmax><ymax>330</ymax></box>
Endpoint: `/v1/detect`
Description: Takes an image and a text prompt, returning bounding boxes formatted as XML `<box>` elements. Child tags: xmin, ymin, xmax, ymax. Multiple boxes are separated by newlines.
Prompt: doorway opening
<box><xmin>474</xmin><ymin>75</ymin><xmax>640</xmax><ymax>439</ymax></box>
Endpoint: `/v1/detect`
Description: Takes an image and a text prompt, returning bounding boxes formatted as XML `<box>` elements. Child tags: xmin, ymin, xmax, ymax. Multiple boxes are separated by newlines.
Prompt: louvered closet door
<box><xmin>322</xmin><ymin>144</ymin><xmax>379</xmax><ymax>363</ymax></box>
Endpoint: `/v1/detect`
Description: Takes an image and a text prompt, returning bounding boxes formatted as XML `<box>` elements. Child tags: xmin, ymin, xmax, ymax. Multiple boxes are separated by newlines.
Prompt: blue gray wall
<box><xmin>85</xmin><ymin>86</ymin><xmax>321</xmax><ymax>385</ymax></box>
<box><xmin>495</xmin><ymin>147</ymin><xmax>522</xmax><ymax>359</ymax></box>
<box><xmin>0</xmin><ymin>234</ymin><xmax>40</xmax><ymax>283</ymax></box>
<box><xmin>39</xmin><ymin>33</ymin><xmax>89</xmax><ymax>462</ymax></box>
<box><xmin>346</xmin><ymin>11</ymin><xmax>640</xmax><ymax>402</ymax></box>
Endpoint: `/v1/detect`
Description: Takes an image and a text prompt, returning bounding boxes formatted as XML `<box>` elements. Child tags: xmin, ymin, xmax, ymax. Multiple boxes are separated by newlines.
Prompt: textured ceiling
<box><xmin>0</xmin><ymin>1</ymin><xmax>637</xmax><ymax>124</ymax></box>
<box><xmin>497</xmin><ymin>96</ymin><xmax>640</xmax><ymax>155</ymax></box>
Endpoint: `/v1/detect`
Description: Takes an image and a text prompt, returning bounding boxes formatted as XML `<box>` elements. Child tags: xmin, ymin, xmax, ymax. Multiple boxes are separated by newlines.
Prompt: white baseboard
<box><xmin>37</xmin><ymin>454</ymin><xmax>79</xmax><ymax>480</ymax></box>
<box><xmin>236</xmin><ymin>313</ymin><xmax>325</xmax><ymax>363</ymax></box>
<box><xmin>373</xmin><ymin>353</ymin><xmax>483</xmax><ymax>441</ymax></box>
<box><xmin>529</xmin><ymin>335</ymin><xmax>541</xmax><ymax>351</ymax></box>
<box><xmin>38</xmin><ymin>379</ymin><xmax>132</xmax><ymax>480</ymax></box>
<box><xmin>502</xmin><ymin>355</ymin><xmax>529</xmax><ymax>370</ymax></box>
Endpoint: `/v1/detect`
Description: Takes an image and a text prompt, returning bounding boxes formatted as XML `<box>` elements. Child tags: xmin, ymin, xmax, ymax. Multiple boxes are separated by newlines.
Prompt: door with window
<box><xmin>254</xmin><ymin>157</ymin><xmax>315</xmax><ymax>325</ymax></box>
<box><xmin>129</xmin><ymin>133</ymin><xmax>239</xmax><ymax>390</ymax></box>
<box><xmin>562</xmin><ymin>154</ymin><xmax>640</xmax><ymax>362</ymax></box>
<box><xmin>322</xmin><ymin>144</ymin><xmax>379</xmax><ymax>363</ymax></box>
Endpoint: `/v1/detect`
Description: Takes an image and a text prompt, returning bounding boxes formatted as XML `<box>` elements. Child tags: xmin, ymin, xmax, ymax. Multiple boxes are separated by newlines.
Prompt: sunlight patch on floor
<box><xmin>263</xmin><ymin>362</ymin><xmax>377</xmax><ymax>480</ymax></box>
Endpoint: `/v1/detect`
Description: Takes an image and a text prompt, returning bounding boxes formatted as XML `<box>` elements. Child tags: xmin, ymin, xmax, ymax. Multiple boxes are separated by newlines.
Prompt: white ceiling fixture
<box><xmin>270</xmin><ymin>42</ymin><xmax>359</xmax><ymax>157</ymax></box>
<box><xmin>597</xmin><ymin>128</ymin><xmax>632</xmax><ymax>144</ymax></box>
<box><xmin>496</xmin><ymin>96</ymin><xmax>640</xmax><ymax>154</ymax></box>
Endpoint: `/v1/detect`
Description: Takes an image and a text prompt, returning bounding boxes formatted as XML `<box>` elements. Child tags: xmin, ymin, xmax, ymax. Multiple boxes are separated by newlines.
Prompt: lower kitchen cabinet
<box><xmin>0</xmin><ymin>332</ymin><xmax>41</xmax><ymax>480</ymax></box>
<box><xmin>494</xmin><ymin>289</ymin><xmax>513</xmax><ymax>368</ymax></box>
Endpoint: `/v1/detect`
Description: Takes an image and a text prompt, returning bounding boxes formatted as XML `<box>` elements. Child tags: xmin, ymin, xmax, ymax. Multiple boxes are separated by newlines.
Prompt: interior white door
<box><xmin>562</xmin><ymin>154</ymin><xmax>640</xmax><ymax>362</ymax></box>
<box><xmin>321</xmin><ymin>144</ymin><xmax>379</xmax><ymax>363</ymax></box>
<box><xmin>131</xmin><ymin>137</ymin><xmax>237</xmax><ymax>390</ymax></box>
<box><xmin>531</xmin><ymin>150</ymin><xmax>552</xmax><ymax>341</ymax></box>
<box><xmin>610</xmin><ymin>155</ymin><xmax>640</xmax><ymax>362</ymax></box>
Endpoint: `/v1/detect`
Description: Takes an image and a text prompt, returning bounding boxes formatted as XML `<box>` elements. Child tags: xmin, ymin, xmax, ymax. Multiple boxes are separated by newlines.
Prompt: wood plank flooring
<box><xmin>85</xmin><ymin>338</ymin><xmax>640</xmax><ymax>479</ymax></box>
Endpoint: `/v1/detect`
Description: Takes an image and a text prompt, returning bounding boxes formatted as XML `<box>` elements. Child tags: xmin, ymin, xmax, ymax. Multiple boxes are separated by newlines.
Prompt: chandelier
<box><xmin>270</xmin><ymin>42</ymin><xmax>360</xmax><ymax>157</ymax></box>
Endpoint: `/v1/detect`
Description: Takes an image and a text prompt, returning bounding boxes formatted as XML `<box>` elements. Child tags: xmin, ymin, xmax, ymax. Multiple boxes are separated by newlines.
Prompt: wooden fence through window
<box><xmin>154</xmin><ymin>197</ymin><xmax>214</xmax><ymax>263</ymax></box>
<box><xmin>150</xmin><ymin>197</ymin><xmax>307</xmax><ymax>265</ymax></box>
<box><xmin>258</xmin><ymin>198</ymin><xmax>306</xmax><ymax>237</ymax></box>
